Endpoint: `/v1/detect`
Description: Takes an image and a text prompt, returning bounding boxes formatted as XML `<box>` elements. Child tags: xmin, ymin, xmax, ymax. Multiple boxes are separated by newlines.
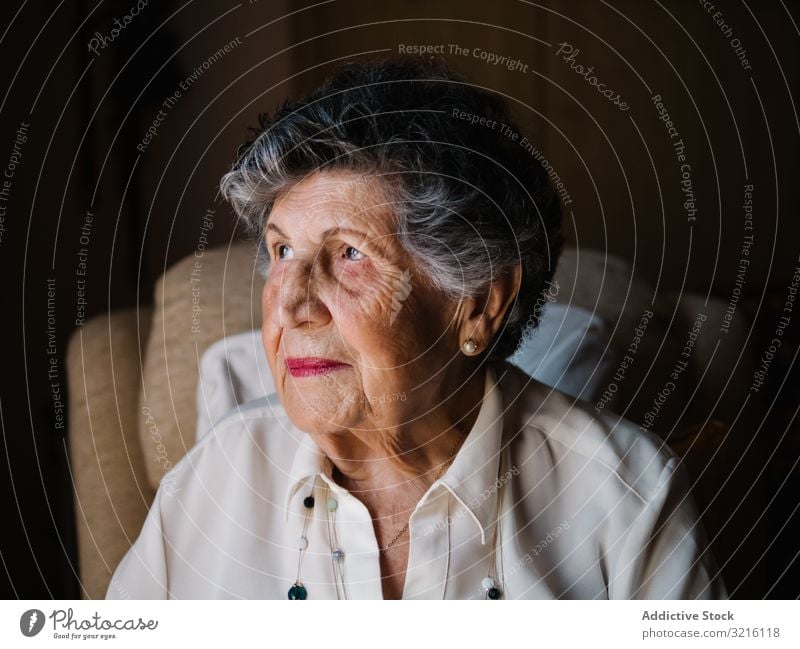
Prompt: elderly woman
<box><xmin>107</xmin><ymin>56</ymin><xmax>726</xmax><ymax>600</ymax></box>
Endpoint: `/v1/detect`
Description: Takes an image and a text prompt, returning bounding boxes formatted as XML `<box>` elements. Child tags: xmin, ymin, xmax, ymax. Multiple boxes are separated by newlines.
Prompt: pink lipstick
<box><xmin>285</xmin><ymin>357</ymin><xmax>350</xmax><ymax>378</ymax></box>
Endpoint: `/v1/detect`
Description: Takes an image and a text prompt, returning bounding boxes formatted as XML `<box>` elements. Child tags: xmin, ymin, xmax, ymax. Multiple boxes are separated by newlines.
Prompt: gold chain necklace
<box><xmin>379</xmin><ymin>426</ymin><xmax>469</xmax><ymax>554</ymax></box>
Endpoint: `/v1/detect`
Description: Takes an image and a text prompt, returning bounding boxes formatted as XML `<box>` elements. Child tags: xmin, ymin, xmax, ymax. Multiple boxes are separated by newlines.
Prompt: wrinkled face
<box><xmin>261</xmin><ymin>170</ymin><xmax>462</xmax><ymax>436</ymax></box>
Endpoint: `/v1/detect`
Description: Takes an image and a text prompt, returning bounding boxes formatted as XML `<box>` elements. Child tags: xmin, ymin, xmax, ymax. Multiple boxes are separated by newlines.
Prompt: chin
<box><xmin>281</xmin><ymin>388</ymin><xmax>355</xmax><ymax>434</ymax></box>
<box><xmin>287</xmin><ymin>411</ymin><xmax>351</xmax><ymax>437</ymax></box>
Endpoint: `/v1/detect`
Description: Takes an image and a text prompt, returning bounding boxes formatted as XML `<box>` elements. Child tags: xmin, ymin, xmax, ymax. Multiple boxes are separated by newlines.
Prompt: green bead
<box><xmin>288</xmin><ymin>582</ymin><xmax>307</xmax><ymax>600</ymax></box>
<box><xmin>326</xmin><ymin>498</ymin><xmax>338</xmax><ymax>512</ymax></box>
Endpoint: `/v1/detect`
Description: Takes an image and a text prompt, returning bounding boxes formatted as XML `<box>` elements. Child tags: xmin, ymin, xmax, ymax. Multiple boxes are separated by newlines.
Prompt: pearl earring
<box><xmin>462</xmin><ymin>339</ymin><xmax>477</xmax><ymax>354</ymax></box>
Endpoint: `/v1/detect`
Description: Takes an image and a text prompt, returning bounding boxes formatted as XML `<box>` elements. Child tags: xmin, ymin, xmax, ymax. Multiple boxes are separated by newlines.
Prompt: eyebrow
<box><xmin>266</xmin><ymin>222</ymin><xmax>288</xmax><ymax>237</ymax></box>
<box><xmin>265</xmin><ymin>222</ymin><xmax>391</xmax><ymax>257</ymax></box>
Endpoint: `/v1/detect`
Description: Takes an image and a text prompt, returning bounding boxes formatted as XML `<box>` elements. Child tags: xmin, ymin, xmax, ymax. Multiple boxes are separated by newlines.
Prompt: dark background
<box><xmin>1</xmin><ymin>0</ymin><xmax>798</xmax><ymax>598</ymax></box>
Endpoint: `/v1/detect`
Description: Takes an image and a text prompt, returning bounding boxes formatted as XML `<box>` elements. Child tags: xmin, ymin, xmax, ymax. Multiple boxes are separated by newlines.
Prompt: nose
<box><xmin>268</xmin><ymin>260</ymin><xmax>330</xmax><ymax>330</ymax></box>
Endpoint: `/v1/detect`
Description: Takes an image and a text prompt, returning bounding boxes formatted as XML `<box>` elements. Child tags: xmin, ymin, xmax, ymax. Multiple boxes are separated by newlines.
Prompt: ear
<box><xmin>456</xmin><ymin>263</ymin><xmax>522</xmax><ymax>355</ymax></box>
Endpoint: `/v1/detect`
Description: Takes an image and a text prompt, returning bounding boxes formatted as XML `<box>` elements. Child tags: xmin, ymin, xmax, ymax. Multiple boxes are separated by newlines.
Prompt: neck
<box><xmin>313</xmin><ymin>365</ymin><xmax>487</xmax><ymax>498</ymax></box>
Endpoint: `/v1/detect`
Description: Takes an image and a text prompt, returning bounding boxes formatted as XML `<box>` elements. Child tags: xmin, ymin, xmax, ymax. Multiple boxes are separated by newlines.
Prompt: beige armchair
<box><xmin>67</xmin><ymin>242</ymin><xmax>262</xmax><ymax>599</ymax></box>
<box><xmin>67</xmin><ymin>242</ymin><xmax>762</xmax><ymax>598</ymax></box>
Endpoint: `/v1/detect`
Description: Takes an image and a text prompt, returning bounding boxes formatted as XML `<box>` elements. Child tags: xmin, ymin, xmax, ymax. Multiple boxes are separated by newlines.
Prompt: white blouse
<box><xmin>106</xmin><ymin>360</ymin><xmax>727</xmax><ymax>600</ymax></box>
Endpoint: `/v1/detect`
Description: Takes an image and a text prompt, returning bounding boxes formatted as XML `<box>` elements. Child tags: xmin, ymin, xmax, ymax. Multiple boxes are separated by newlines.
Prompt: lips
<box><xmin>285</xmin><ymin>357</ymin><xmax>350</xmax><ymax>378</ymax></box>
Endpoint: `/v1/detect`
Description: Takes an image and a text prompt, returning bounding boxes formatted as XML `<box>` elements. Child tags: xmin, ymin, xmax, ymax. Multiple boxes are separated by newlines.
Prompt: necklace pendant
<box><xmin>288</xmin><ymin>581</ymin><xmax>308</xmax><ymax>600</ymax></box>
<box><xmin>482</xmin><ymin>577</ymin><xmax>501</xmax><ymax>599</ymax></box>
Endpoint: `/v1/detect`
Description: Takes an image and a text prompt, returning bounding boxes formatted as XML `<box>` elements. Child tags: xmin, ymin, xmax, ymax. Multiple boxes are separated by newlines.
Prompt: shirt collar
<box><xmin>283</xmin><ymin>430</ymin><xmax>330</xmax><ymax>521</ymax></box>
<box><xmin>435</xmin><ymin>362</ymin><xmax>505</xmax><ymax>545</ymax></box>
<box><xmin>283</xmin><ymin>363</ymin><xmax>506</xmax><ymax>545</ymax></box>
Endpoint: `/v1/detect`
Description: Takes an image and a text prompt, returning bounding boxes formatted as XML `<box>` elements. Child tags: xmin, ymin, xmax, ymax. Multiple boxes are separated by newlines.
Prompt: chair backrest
<box><xmin>137</xmin><ymin>241</ymin><xmax>263</xmax><ymax>491</ymax></box>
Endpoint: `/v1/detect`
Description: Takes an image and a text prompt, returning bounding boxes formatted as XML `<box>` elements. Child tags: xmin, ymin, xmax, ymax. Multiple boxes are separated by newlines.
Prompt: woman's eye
<box><xmin>343</xmin><ymin>246</ymin><xmax>366</xmax><ymax>261</ymax></box>
<box><xmin>275</xmin><ymin>243</ymin><xmax>294</xmax><ymax>260</ymax></box>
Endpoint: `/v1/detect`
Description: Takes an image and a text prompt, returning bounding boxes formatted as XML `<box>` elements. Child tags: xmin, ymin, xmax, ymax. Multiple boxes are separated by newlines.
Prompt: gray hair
<box><xmin>220</xmin><ymin>56</ymin><xmax>563</xmax><ymax>360</ymax></box>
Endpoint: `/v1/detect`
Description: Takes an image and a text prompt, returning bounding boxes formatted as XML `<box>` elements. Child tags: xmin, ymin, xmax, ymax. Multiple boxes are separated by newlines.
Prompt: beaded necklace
<box><xmin>287</xmin><ymin>431</ymin><xmax>506</xmax><ymax>600</ymax></box>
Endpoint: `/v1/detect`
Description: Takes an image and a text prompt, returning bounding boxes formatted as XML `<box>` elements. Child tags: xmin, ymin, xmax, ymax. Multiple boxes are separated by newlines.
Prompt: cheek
<box><xmin>330</xmin><ymin>262</ymin><xmax>410</xmax><ymax>323</ymax></box>
<box><xmin>261</xmin><ymin>279</ymin><xmax>281</xmax><ymax>354</ymax></box>
<box><xmin>261</xmin><ymin>264</ymin><xmax>298</xmax><ymax>323</ymax></box>
<box><xmin>261</xmin><ymin>273</ymin><xmax>279</xmax><ymax>312</ymax></box>
<box><xmin>329</xmin><ymin>283</ymin><xmax>437</xmax><ymax>369</ymax></box>
<box><xmin>392</xmin><ymin>287</ymin><xmax>460</xmax><ymax>362</ymax></box>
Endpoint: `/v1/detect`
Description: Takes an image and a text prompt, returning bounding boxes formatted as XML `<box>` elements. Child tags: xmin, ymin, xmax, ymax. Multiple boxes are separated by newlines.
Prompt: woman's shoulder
<box><xmin>497</xmin><ymin>360</ymin><xmax>679</xmax><ymax>504</ymax></box>
<box><xmin>203</xmin><ymin>391</ymin><xmax>290</xmax><ymax>436</ymax></box>
<box><xmin>157</xmin><ymin>392</ymin><xmax>301</xmax><ymax>495</ymax></box>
